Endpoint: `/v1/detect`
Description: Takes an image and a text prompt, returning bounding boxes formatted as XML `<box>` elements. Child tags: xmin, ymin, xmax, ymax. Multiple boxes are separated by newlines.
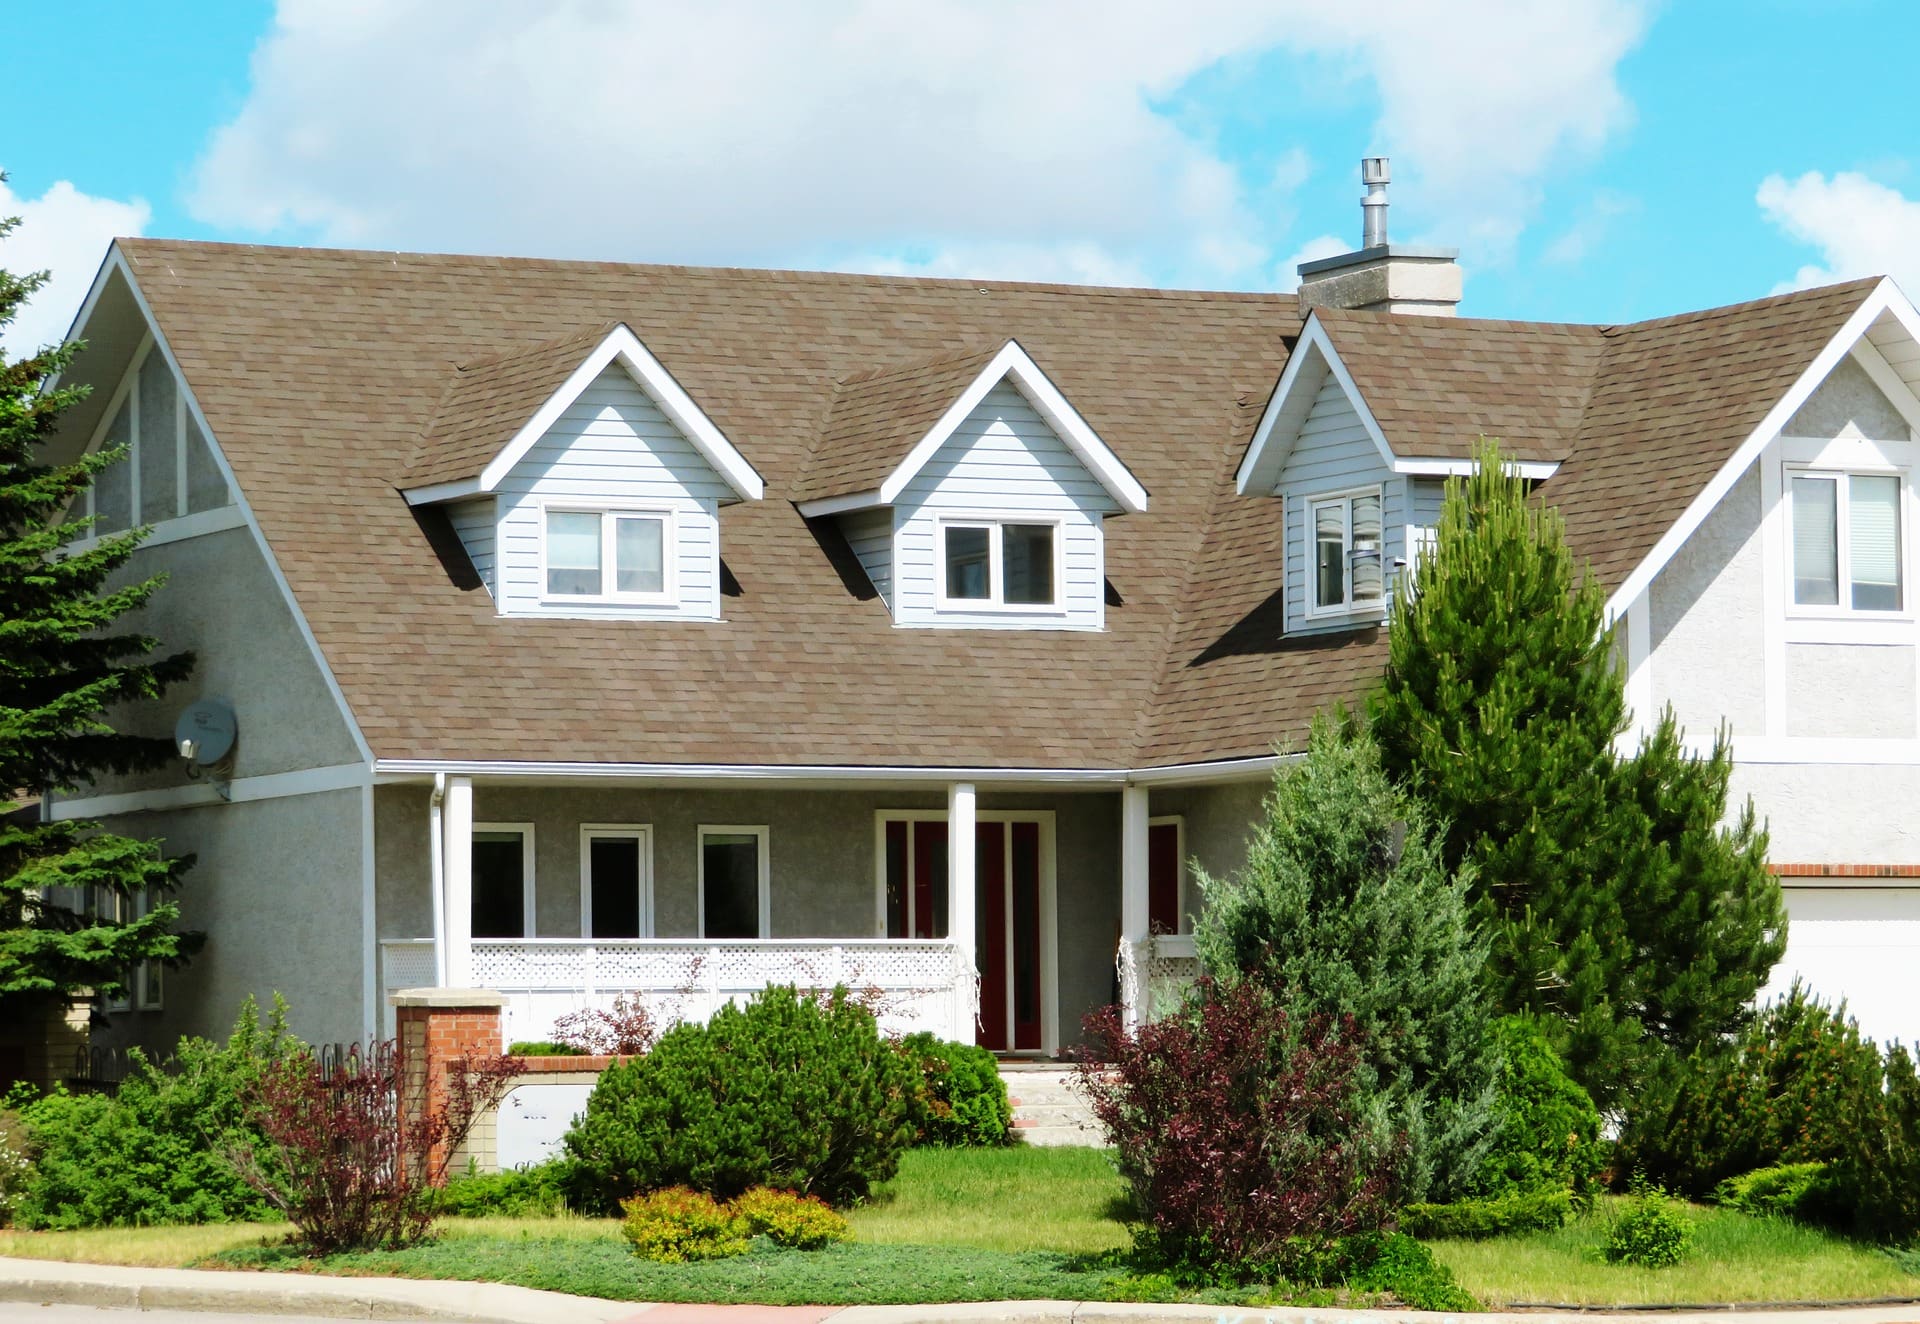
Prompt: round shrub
<box><xmin>1605</xmin><ymin>1189</ymin><xmax>1692</xmax><ymax>1268</ymax></box>
<box><xmin>733</xmin><ymin>1186</ymin><xmax>851</xmax><ymax>1249</ymax></box>
<box><xmin>620</xmin><ymin>1187</ymin><xmax>748</xmax><ymax>1263</ymax></box>
<box><xmin>563</xmin><ymin>984</ymin><xmax>912</xmax><ymax>1212</ymax></box>
<box><xmin>898</xmin><ymin>1033</ymin><xmax>1011</xmax><ymax>1147</ymax></box>
<box><xmin>1475</xmin><ymin>1015</ymin><xmax>1606</xmax><ymax>1201</ymax></box>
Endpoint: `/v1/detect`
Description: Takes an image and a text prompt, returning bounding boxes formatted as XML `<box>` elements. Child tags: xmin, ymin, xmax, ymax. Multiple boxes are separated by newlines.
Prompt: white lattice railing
<box><xmin>381</xmin><ymin>937</ymin><xmax>977</xmax><ymax>1047</ymax></box>
<box><xmin>1117</xmin><ymin>933</ymin><xmax>1201</xmax><ymax>1028</ymax></box>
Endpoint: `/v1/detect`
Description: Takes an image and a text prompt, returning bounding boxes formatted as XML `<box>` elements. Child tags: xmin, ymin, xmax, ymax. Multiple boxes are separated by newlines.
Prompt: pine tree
<box><xmin>1192</xmin><ymin>717</ymin><xmax>1500</xmax><ymax>1204</ymax></box>
<box><xmin>0</xmin><ymin>191</ymin><xmax>201</xmax><ymax>1010</ymax></box>
<box><xmin>1370</xmin><ymin>439</ymin><xmax>1785</xmax><ymax>1109</ymax></box>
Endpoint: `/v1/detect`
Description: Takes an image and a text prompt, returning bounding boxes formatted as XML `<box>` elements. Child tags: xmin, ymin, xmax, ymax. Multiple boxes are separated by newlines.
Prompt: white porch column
<box><xmin>1120</xmin><ymin>782</ymin><xmax>1151</xmax><ymax>1027</ymax></box>
<box><xmin>947</xmin><ymin>782</ymin><xmax>978</xmax><ymax>1039</ymax></box>
<box><xmin>443</xmin><ymin>775</ymin><xmax>475</xmax><ymax>987</ymax></box>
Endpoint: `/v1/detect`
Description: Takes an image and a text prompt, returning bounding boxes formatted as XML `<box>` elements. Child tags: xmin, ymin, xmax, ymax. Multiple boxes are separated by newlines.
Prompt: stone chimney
<box><xmin>1296</xmin><ymin>157</ymin><xmax>1462</xmax><ymax>317</ymax></box>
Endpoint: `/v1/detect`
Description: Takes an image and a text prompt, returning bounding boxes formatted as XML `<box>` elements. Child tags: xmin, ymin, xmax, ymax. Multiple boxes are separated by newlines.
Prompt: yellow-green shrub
<box><xmin>733</xmin><ymin>1186</ymin><xmax>851</xmax><ymax>1249</ymax></box>
<box><xmin>619</xmin><ymin>1186</ymin><xmax>748</xmax><ymax>1263</ymax></box>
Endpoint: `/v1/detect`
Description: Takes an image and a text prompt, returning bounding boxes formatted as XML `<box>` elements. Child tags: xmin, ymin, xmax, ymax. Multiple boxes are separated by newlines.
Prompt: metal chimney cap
<box><xmin>1361</xmin><ymin>156</ymin><xmax>1390</xmax><ymax>185</ymax></box>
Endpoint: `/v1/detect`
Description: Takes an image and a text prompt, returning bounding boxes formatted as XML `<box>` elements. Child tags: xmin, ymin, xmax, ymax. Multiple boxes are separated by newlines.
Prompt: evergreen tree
<box><xmin>1370</xmin><ymin>439</ymin><xmax>1785</xmax><ymax>1109</ymax></box>
<box><xmin>1192</xmin><ymin>717</ymin><xmax>1500</xmax><ymax>1204</ymax></box>
<box><xmin>0</xmin><ymin>193</ymin><xmax>201</xmax><ymax>1009</ymax></box>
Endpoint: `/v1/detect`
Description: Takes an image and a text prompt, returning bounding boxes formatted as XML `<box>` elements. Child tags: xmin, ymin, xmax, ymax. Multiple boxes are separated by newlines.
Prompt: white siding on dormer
<box><xmin>1275</xmin><ymin>375</ymin><xmax>1405</xmax><ymax>637</ymax></box>
<box><xmin>892</xmin><ymin>383</ymin><xmax>1117</xmax><ymax>630</ymax></box>
<box><xmin>841</xmin><ymin>507</ymin><xmax>894</xmax><ymax>608</ymax></box>
<box><xmin>448</xmin><ymin>498</ymin><xmax>497</xmax><ymax>596</ymax></box>
<box><xmin>493</xmin><ymin>365</ymin><xmax>730</xmax><ymax>620</ymax></box>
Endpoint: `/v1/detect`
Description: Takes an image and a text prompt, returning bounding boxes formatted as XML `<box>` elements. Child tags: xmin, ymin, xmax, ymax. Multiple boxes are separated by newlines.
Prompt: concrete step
<box><xmin>1014</xmin><ymin>1119</ymin><xmax>1106</xmax><ymax>1147</ymax></box>
<box><xmin>1000</xmin><ymin>1063</ymin><xmax>1104</xmax><ymax>1146</ymax></box>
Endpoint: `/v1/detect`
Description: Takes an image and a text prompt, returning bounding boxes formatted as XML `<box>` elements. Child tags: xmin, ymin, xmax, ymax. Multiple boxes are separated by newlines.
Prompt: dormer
<box><xmin>401</xmin><ymin>324</ymin><xmax>762</xmax><ymax>621</ymax></box>
<box><xmin>795</xmin><ymin>340</ymin><xmax>1146</xmax><ymax>631</ymax></box>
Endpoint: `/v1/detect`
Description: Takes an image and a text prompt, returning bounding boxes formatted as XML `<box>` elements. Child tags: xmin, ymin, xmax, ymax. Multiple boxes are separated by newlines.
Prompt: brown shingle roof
<box><xmin>403</xmin><ymin>323</ymin><xmax>618</xmax><ymax>488</ymax></box>
<box><xmin>111</xmin><ymin>239</ymin><xmax>1877</xmax><ymax>770</ymax></box>
<box><xmin>794</xmin><ymin>343</ymin><xmax>1004</xmax><ymax>502</ymax></box>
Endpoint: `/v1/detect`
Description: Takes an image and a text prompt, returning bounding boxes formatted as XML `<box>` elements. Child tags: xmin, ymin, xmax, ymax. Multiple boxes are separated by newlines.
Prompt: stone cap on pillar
<box><xmin>388</xmin><ymin>987</ymin><xmax>509</xmax><ymax>1009</ymax></box>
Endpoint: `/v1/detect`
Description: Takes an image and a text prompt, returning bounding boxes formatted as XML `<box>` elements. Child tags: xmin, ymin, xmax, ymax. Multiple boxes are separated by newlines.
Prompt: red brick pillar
<box><xmin>391</xmin><ymin>988</ymin><xmax>507</xmax><ymax>1180</ymax></box>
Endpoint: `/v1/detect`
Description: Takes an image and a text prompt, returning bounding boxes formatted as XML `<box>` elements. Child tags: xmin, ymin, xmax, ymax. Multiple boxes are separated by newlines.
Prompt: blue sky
<box><xmin>4</xmin><ymin>1</ymin><xmax>1917</xmax><ymax>354</ymax></box>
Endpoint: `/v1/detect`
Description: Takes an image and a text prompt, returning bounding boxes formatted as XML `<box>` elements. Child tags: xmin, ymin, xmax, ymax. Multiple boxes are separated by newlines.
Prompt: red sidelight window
<box><xmin>1147</xmin><ymin>819</ymin><xmax>1185</xmax><ymax>935</ymax></box>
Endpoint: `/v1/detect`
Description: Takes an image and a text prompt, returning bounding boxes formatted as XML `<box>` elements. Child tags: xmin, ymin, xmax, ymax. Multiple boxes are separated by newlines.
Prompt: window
<box><xmin>472</xmin><ymin>825</ymin><xmax>534</xmax><ymax>939</ymax></box>
<box><xmin>581</xmin><ymin>826</ymin><xmax>651</xmax><ymax>939</ymax></box>
<box><xmin>1790</xmin><ymin>471</ymin><xmax>1904</xmax><ymax>613</ymax></box>
<box><xmin>937</xmin><ymin>520</ymin><xmax>1059</xmax><ymax>609</ymax></box>
<box><xmin>1308</xmin><ymin>490</ymin><xmax>1385</xmax><ymax>615</ymax></box>
<box><xmin>543</xmin><ymin>507</ymin><xmax>670</xmax><ymax>600</ymax></box>
<box><xmin>699</xmin><ymin>826</ymin><xmax>768</xmax><ymax>939</ymax></box>
<box><xmin>80</xmin><ymin>343</ymin><xmax>232</xmax><ymax>537</ymax></box>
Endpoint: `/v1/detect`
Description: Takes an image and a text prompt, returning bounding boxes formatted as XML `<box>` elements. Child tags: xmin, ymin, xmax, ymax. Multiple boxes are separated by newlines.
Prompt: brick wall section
<box><xmin>390</xmin><ymin>989</ymin><xmax>507</xmax><ymax>1179</ymax></box>
<box><xmin>1771</xmin><ymin>863</ymin><xmax>1920</xmax><ymax>878</ymax></box>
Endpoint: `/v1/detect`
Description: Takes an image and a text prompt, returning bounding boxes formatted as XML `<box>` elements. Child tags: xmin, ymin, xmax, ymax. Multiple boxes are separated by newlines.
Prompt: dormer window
<box><xmin>543</xmin><ymin>506</ymin><xmax>672</xmax><ymax>602</ymax></box>
<box><xmin>1309</xmin><ymin>489</ymin><xmax>1385</xmax><ymax>616</ymax></box>
<box><xmin>939</xmin><ymin>518</ymin><xmax>1059</xmax><ymax>609</ymax></box>
<box><xmin>1790</xmin><ymin>470</ymin><xmax>1904</xmax><ymax>613</ymax></box>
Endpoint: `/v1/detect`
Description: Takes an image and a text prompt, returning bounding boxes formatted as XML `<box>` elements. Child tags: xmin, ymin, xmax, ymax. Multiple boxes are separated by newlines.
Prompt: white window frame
<box><xmin>932</xmin><ymin>513</ymin><xmax>1067</xmax><ymax>613</ymax></box>
<box><xmin>1304</xmin><ymin>485</ymin><xmax>1388</xmax><ymax>620</ymax></box>
<box><xmin>134</xmin><ymin>889</ymin><xmax>165</xmax><ymax>1011</ymax></box>
<box><xmin>473</xmin><ymin>821</ymin><xmax>537</xmax><ymax>939</ymax></box>
<box><xmin>697</xmin><ymin>825</ymin><xmax>770</xmax><ymax>939</ymax></box>
<box><xmin>1148</xmin><ymin>813</ymin><xmax>1190</xmax><ymax>937</ymax></box>
<box><xmin>1784</xmin><ymin>460</ymin><xmax>1910</xmax><ymax>621</ymax></box>
<box><xmin>579</xmin><ymin>824</ymin><xmax>654</xmax><ymax>939</ymax></box>
<box><xmin>537</xmin><ymin>501</ymin><xmax>678</xmax><ymax>606</ymax></box>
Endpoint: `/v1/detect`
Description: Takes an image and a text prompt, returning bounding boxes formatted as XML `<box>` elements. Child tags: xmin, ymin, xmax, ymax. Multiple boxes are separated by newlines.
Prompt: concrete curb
<box><xmin>4</xmin><ymin>1258</ymin><xmax>1920</xmax><ymax>1324</ymax></box>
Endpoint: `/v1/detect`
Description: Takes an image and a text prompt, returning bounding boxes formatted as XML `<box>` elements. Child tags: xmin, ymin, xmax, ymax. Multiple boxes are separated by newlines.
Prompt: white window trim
<box><xmin>537</xmin><ymin>501</ymin><xmax>678</xmax><ymax>606</ymax></box>
<box><xmin>579</xmin><ymin>824</ymin><xmax>654</xmax><ymax>939</ymax></box>
<box><xmin>473</xmin><ymin>821</ymin><xmax>537</xmax><ymax>940</ymax></box>
<box><xmin>1148</xmin><ymin>813</ymin><xmax>1189</xmax><ymax>937</ymax></box>
<box><xmin>134</xmin><ymin>888</ymin><xmax>165</xmax><ymax>1011</ymax></box>
<box><xmin>697</xmin><ymin>824</ymin><xmax>770</xmax><ymax>939</ymax></box>
<box><xmin>931</xmin><ymin>512</ymin><xmax>1068</xmax><ymax>614</ymax></box>
<box><xmin>1303</xmin><ymin>485</ymin><xmax>1388</xmax><ymax>621</ymax></box>
<box><xmin>1782</xmin><ymin>459</ymin><xmax>1911</xmax><ymax>623</ymax></box>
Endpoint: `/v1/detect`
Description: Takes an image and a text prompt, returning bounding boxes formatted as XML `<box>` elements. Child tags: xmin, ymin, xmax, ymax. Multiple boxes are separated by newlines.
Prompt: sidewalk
<box><xmin>3</xmin><ymin>1257</ymin><xmax>1918</xmax><ymax>1324</ymax></box>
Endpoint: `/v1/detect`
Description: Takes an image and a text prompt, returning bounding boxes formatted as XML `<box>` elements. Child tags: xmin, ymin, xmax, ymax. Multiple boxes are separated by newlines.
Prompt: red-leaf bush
<box><xmin>553</xmin><ymin>994</ymin><xmax>659</xmax><ymax>1057</ymax></box>
<box><xmin>223</xmin><ymin>1042</ymin><xmax>523</xmax><ymax>1253</ymax></box>
<box><xmin>1076</xmin><ymin>978</ymin><xmax>1400</xmax><ymax>1281</ymax></box>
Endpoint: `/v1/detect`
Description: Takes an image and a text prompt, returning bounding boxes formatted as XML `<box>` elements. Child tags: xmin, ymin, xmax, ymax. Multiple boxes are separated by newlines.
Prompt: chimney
<box><xmin>1297</xmin><ymin>157</ymin><xmax>1462</xmax><ymax>317</ymax></box>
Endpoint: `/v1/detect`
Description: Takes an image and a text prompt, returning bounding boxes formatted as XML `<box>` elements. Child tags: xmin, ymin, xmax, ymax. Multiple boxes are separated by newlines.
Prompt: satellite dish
<box><xmin>174</xmin><ymin>698</ymin><xmax>238</xmax><ymax>766</ymax></box>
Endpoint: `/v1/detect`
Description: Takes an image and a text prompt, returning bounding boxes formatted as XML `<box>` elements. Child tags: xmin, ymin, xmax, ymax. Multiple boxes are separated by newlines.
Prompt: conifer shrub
<box><xmin>1337</xmin><ymin>1232</ymin><xmax>1478</xmax><ymax>1311</ymax></box>
<box><xmin>1475</xmin><ymin>1015</ymin><xmax>1606</xmax><ymax>1201</ymax></box>
<box><xmin>620</xmin><ymin>1187</ymin><xmax>749</xmax><ymax>1263</ymax></box>
<box><xmin>1812</xmin><ymin>1041</ymin><xmax>1920</xmax><ymax>1245</ymax></box>
<box><xmin>563</xmin><ymin>984</ymin><xmax>912</xmax><ymax>1212</ymax></box>
<box><xmin>732</xmin><ymin>1186</ymin><xmax>852</xmax><ymax>1249</ymax></box>
<box><xmin>897</xmin><ymin>1033</ymin><xmax>1011</xmax><ymax>1147</ymax></box>
<box><xmin>1396</xmin><ymin>1187</ymin><xmax>1573</xmax><ymax>1240</ymax></box>
<box><xmin>1711</xmin><ymin>1162</ymin><xmax>1826</xmax><ymax>1219</ymax></box>
<box><xmin>1191</xmin><ymin>719</ymin><xmax>1498</xmax><ymax>1204</ymax></box>
<box><xmin>435</xmin><ymin>1159</ymin><xmax>570</xmax><ymax>1217</ymax></box>
<box><xmin>1076</xmin><ymin>978</ymin><xmax>1399</xmax><ymax>1281</ymax></box>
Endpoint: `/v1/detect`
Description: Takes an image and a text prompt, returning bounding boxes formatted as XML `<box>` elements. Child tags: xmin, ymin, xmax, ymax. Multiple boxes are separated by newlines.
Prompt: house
<box><xmin>38</xmin><ymin>168</ymin><xmax>1920</xmax><ymax>1063</ymax></box>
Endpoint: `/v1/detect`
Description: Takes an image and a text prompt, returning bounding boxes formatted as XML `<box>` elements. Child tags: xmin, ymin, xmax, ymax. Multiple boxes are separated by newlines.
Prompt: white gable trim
<box><xmin>86</xmin><ymin>246</ymin><xmax>376</xmax><ymax>767</ymax></box>
<box><xmin>410</xmin><ymin>323</ymin><xmax>763</xmax><ymax>506</ymax></box>
<box><xmin>1850</xmin><ymin>338</ymin><xmax>1920</xmax><ymax>437</ymax></box>
<box><xmin>1605</xmin><ymin>278</ymin><xmax>1918</xmax><ymax>621</ymax></box>
<box><xmin>862</xmin><ymin>340</ymin><xmax>1146</xmax><ymax>514</ymax></box>
<box><xmin>1237</xmin><ymin>316</ymin><xmax>1395</xmax><ymax>494</ymax></box>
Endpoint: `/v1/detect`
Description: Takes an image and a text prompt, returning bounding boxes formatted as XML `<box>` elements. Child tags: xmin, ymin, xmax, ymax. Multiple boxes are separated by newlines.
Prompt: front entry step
<box><xmin>999</xmin><ymin>1064</ymin><xmax>1105</xmax><ymax>1147</ymax></box>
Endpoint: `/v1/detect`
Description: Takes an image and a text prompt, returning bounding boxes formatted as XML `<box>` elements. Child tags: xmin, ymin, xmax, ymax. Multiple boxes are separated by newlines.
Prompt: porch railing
<box><xmin>380</xmin><ymin>937</ymin><xmax>977</xmax><ymax>1047</ymax></box>
<box><xmin>1117</xmin><ymin>933</ymin><xmax>1201</xmax><ymax>1027</ymax></box>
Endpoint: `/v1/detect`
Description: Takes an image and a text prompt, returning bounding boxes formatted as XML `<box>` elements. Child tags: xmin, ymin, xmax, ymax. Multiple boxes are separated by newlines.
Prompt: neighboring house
<box><xmin>37</xmin><ymin>180</ymin><xmax>1920</xmax><ymax>1060</ymax></box>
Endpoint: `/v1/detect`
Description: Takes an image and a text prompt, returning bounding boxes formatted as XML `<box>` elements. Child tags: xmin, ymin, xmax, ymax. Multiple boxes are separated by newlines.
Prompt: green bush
<box><xmin>506</xmin><ymin>1041</ymin><xmax>577</xmax><ymax>1056</ymax></box>
<box><xmin>1712</xmin><ymin>1162</ymin><xmax>1826</xmax><ymax>1219</ymax></box>
<box><xmin>1341</xmin><ymin>1232</ymin><xmax>1478</xmax><ymax>1311</ymax></box>
<box><xmin>1476</xmin><ymin>1015</ymin><xmax>1606</xmax><ymax>1202</ymax></box>
<box><xmin>16</xmin><ymin>996</ymin><xmax>305</xmax><ymax>1229</ymax></box>
<box><xmin>0</xmin><ymin>1108</ymin><xmax>28</xmax><ymax>1227</ymax></box>
<box><xmin>1397</xmin><ymin>1187</ymin><xmax>1572</xmax><ymax>1239</ymax></box>
<box><xmin>898</xmin><ymin>1033</ymin><xmax>1010</xmax><ymax>1147</ymax></box>
<box><xmin>563</xmin><ymin>984</ymin><xmax>913</xmax><ymax>1211</ymax></box>
<box><xmin>1810</xmin><ymin>1041</ymin><xmax>1920</xmax><ymax>1244</ymax></box>
<box><xmin>732</xmin><ymin>1186</ymin><xmax>851</xmax><ymax>1249</ymax></box>
<box><xmin>1605</xmin><ymin>1188</ymin><xmax>1692</xmax><ymax>1268</ymax></box>
<box><xmin>436</xmin><ymin>1161</ymin><xmax>569</xmax><ymax>1217</ymax></box>
<box><xmin>1614</xmin><ymin>985</ymin><xmax>1885</xmax><ymax>1199</ymax></box>
<box><xmin>619</xmin><ymin>1187</ymin><xmax>749</xmax><ymax>1263</ymax></box>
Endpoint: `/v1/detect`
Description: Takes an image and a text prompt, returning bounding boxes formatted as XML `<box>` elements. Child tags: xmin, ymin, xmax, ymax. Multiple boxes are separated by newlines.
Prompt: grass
<box><xmin>849</xmin><ymin>1145</ymin><xmax>1131</xmax><ymax>1254</ymax></box>
<box><xmin>1432</xmin><ymin>1197</ymin><xmax>1920</xmax><ymax>1307</ymax></box>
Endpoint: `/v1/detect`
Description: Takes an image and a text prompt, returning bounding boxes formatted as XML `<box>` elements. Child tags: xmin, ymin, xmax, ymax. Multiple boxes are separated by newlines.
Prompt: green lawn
<box><xmin>1432</xmin><ymin>1198</ymin><xmax>1919</xmax><ymax>1307</ymax></box>
<box><xmin>850</xmin><ymin>1145</ymin><xmax>1131</xmax><ymax>1254</ymax></box>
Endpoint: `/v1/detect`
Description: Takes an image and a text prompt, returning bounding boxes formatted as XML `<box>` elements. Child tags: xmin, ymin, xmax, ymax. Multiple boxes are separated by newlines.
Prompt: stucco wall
<box><xmin>1784</xmin><ymin>356</ymin><xmax>1913</xmax><ymax>441</ymax></box>
<box><xmin>93</xmin><ymin>786</ymin><xmax>368</xmax><ymax>1054</ymax></box>
<box><xmin>1649</xmin><ymin>466</ymin><xmax>1766</xmax><ymax>740</ymax></box>
<box><xmin>1785</xmin><ymin>644</ymin><xmax>1917</xmax><ymax>738</ymax></box>
<box><xmin>1149</xmin><ymin>778</ymin><xmax>1270</xmax><ymax>925</ymax></box>
<box><xmin>1730</xmin><ymin>762</ymin><xmax>1920</xmax><ymax>864</ymax></box>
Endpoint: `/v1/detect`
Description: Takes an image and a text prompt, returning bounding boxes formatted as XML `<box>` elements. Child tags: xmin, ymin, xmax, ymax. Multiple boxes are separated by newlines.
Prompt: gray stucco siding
<box><xmin>1730</xmin><ymin>762</ymin><xmax>1920</xmax><ymax>863</ymax></box>
<box><xmin>1648</xmin><ymin>466</ymin><xmax>1767</xmax><ymax>741</ymax></box>
<box><xmin>1785</xmin><ymin>356</ymin><xmax>1913</xmax><ymax>442</ymax></box>
<box><xmin>1148</xmin><ymin>778</ymin><xmax>1270</xmax><ymax>927</ymax></box>
<box><xmin>1785</xmin><ymin>644</ymin><xmax>1917</xmax><ymax>738</ymax></box>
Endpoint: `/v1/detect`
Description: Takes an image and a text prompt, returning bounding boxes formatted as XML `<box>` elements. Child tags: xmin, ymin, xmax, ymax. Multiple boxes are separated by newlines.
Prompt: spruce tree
<box><xmin>1192</xmin><ymin>717</ymin><xmax>1500</xmax><ymax>1204</ymax></box>
<box><xmin>1370</xmin><ymin>439</ymin><xmax>1785</xmax><ymax>1109</ymax></box>
<box><xmin>0</xmin><ymin>194</ymin><xmax>201</xmax><ymax>1010</ymax></box>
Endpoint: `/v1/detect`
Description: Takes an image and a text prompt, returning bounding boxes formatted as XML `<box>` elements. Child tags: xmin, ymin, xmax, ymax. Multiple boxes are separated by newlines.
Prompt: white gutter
<box><xmin>374</xmin><ymin>753</ymin><xmax>1291</xmax><ymax>788</ymax></box>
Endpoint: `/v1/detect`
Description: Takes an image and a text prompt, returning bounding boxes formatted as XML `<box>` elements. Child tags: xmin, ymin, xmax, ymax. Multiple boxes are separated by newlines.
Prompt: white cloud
<box><xmin>188</xmin><ymin>0</ymin><xmax>1649</xmax><ymax>289</ymax></box>
<box><xmin>1541</xmin><ymin>190</ymin><xmax>1638</xmax><ymax>265</ymax></box>
<box><xmin>0</xmin><ymin>177</ymin><xmax>149</xmax><ymax>358</ymax></box>
<box><xmin>1757</xmin><ymin>170</ymin><xmax>1920</xmax><ymax>297</ymax></box>
<box><xmin>1274</xmin><ymin>234</ymin><xmax>1347</xmax><ymax>291</ymax></box>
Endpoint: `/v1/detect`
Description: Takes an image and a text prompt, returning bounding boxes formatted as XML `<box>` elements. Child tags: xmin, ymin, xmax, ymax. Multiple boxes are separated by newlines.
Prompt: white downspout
<box><xmin>430</xmin><ymin>772</ymin><xmax>448</xmax><ymax>986</ymax></box>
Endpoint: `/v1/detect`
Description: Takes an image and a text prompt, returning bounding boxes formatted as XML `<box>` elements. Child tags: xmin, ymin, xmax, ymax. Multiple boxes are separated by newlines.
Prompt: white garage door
<box><xmin>1761</xmin><ymin>886</ymin><xmax>1920</xmax><ymax>1048</ymax></box>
